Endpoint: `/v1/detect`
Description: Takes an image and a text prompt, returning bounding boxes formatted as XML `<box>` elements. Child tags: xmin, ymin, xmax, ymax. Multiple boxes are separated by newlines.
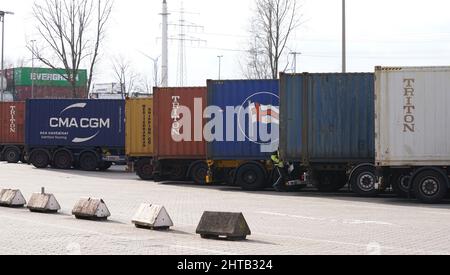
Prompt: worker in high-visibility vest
<box><xmin>271</xmin><ymin>150</ymin><xmax>288</xmax><ymax>192</ymax></box>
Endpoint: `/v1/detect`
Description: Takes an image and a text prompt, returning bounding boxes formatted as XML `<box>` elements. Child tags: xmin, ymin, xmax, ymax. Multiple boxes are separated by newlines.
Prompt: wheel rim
<box><xmin>357</xmin><ymin>173</ymin><xmax>376</xmax><ymax>192</ymax></box>
<box><xmin>421</xmin><ymin>177</ymin><xmax>440</xmax><ymax>196</ymax></box>
<box><xmin>6</xmin><ymin>150</ymin><xmax>18</xmax><ymax>161</ymax></box>
<box><xmin>82</xmin><ymin>154</ymin><xmax>97</xmax><ymax>170</ymax></box>
<box><xmin>34</xmin><ymin>152</ymin><xmax>48</xmax><ymax>167</ymax></box>
<box><xmin>194</xmin><ymin>167</ymin><xmax>207</xmax><ymax>182</ymax></box>
<box><xmin>56</xmin><ymin>152</ymin><xmax>71</xmax><ymax>168</ymax></box>
<box><xmin>243</xmin><ymin>171</ymin><xmax>257</xmax><ymax>184</ymax></box>
<box><xmin>142</xmin><ymin>164</ymin><xmax>153</xmax><ymax>176</ymax></box>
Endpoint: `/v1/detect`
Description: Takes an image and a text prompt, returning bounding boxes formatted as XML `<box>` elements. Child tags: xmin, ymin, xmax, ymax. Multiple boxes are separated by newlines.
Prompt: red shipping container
<box><xmin>14</xmin><ymin>86</ymin><xmax>87</xmax><ymax>101</ymax></box>
<box><xmin>154</xmin><ymin>87</ymin><xmax>207</xmax><ymax>159</ymax></box>
<box><xmin>0</xmin><ymin>102</ymin><xmax>25</xmax><ymax>145</ymax></box>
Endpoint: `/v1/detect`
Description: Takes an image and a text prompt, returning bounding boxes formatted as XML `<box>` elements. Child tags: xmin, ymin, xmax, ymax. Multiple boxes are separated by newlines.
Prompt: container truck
<box><xmin>0</xmin><ymin>102</ymin><xmax>26</xmax><ymax>163</ymax></box>
<box><xmin>206</xmin><ymin>80</ymin><xmax>280</xmax><ymax>191</ymax></box>
<box><xmin>25</xmin><ymin>99</ymin><xmax>126</xmax><ymax>171</ymax></box>
<box><xmin>279</xmin><ymin>73</ymin><xmax>377</xmax><ymax>195</ymax></box>
<box><xmin>375</xmin><ymin>66</ymin><xmax>450</xmax><ymax>203</ymax></box>
<box><xmin>127</xmin><ymin>87</ymin><xmax>208</xmax><ymax>183</ymax></box>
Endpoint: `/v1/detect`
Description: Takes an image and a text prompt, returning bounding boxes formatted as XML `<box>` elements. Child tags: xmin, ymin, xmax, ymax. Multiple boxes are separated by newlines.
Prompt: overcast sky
<box><xmin>2</xmin><ymin>0</ymin><xmax>450</xmax><ymax>87</ymax></box>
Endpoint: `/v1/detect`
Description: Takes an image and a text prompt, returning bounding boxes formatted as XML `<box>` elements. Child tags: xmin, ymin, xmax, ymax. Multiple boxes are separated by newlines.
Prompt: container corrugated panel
<box><xmin>126</xmin><ymin>98</ymin><xmax>154</xmax><ymax>157</ymax></box>
<box><xmin>375</xmin><ymin>66</ymin><xmax>450</xmax><ymax>166</ymax></box>
<box><xmin>207</xmin><ymin>80</ymin><xmax>279</xmax><ymax>160</ymax></box>
<box><xmin>280</xmin><ymin>73</ymin><xmax>374</xmax><ymax>163</ymax></box>
<box><xmin>15</xmin><ymin>86</ymin><xmax>87</xmax><ymax>101</ymax></box>
<box><xmin>25</xmin><ymin>99</ymin><xmax>125</xmax><ymax>148</ymax></box>
<box><xmin>0</xmin><ymin>102</ymin><xmax>25</xmax><ymax>145</ymax></box>
<box><xmin>154</xmin><ymin>87</ymin><xmax>207</xmax><ymax>159</ymax></box>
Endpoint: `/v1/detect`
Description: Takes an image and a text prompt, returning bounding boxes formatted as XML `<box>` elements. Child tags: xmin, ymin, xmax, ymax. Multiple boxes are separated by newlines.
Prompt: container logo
<box><xmin>9</xmin><ymin>105</ymin><xmax>16</xmax><ymax>134</ymax></box>
<box><xmin>48</xmin><ymin>103</ymin><xmax>111</xmax><ymax>143</ymax></box>
<box><xmin>403</xmin><ymin>78</ymin><xmax>416</xmax><ymax>133</ymax></box>
<box><xmin>169</xmin><ymin>92</ymin><xmax>279</xmax><ymax>153</ymax></box>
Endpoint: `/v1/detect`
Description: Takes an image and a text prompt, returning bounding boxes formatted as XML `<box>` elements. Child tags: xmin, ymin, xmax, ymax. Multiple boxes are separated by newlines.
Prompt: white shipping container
<box><xmin>375</xmin><ymin>66</ymin><xmax>450</xmax><ymax>167</ymax></box>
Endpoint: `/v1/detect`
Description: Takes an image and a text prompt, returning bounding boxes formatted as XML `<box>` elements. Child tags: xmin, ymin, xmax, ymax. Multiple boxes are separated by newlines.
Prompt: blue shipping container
<box><xmin>25</xmin><ymin>99</ymin><xmax>125</xmax><ymax>148</ymax></box>
<box><xmin>207</xmin><ymin>80</ymin><xmax>279</xmax><ymax>160</ymax></box>
<box><xmin>280</xmin><ymin>73</ymin><xmax>374</xmax><ymax>163</ymax></box>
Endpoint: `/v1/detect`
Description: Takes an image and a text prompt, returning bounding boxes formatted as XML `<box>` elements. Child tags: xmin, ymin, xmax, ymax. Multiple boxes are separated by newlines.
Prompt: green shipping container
<box><xmin>14</xmin><ymin>67</ymin><xmax>87</xmax><ymax>87</ymax></box>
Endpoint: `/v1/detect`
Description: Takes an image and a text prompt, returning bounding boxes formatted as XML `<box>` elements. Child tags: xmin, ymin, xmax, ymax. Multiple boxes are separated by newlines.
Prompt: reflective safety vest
<box><xmin>271</xmin><ymin>152</ymin><xmax>284</xmax><ymax>168</ymax></box>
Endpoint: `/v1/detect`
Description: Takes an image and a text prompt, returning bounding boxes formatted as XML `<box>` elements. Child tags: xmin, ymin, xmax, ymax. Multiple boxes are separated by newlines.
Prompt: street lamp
<box><xmin>217</xmin><ymin>55</ymin><xmax>223</xmax><ymax>80</ymax></box>
<box><xmin>342</xmin><ymin>0</ymin><xmax>346</xmax><ymax>73</ymax></box>
<box><xmin>0</xmin><ymin>10</ymin><xmax>14</xmax><ymax>102</ymax></box>
<box><xmin>289</xmin><ymin>52</ymin><xmax>302</xmax><ymax>73</ymax></box>
<box><xmin>31</xmin><ymin>40</ymin><xmax>36</xmax><ymax>99</ymax></box>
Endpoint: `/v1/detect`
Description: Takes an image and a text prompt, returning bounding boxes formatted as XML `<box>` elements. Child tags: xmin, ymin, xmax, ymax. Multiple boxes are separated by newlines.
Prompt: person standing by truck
<box><xmin>271</xmin><ymin>150</ymin><xmax>288</xmax><ymax>192</ymax></box>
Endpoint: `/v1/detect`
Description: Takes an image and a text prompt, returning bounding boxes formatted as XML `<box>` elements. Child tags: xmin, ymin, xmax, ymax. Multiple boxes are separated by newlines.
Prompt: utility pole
<box><xmin>161</xmin><ymin>0</ymin><xmax>169</xmax><ymax>87</ymax></box>
<box><xmin>0</xmin><ymin>10</ymin><xmax>14</xmax><ymax>102</ymax></box>
<box><xmin>289</xmin><ymin>52</ymin><xmax>302</xmax><ymax>73</ymax></box>
<box><xmin>31</xmin><ymin>40</ymin><xmax>36</xmax><ymax>99</ymax></box>
<box><xmin>217</xmin><ymin>55</ymin><xmax>223</xmax><ymax>80</ymax></box>
<box><xmin>342</xmin><ymin>0</ymin><xmax>346</xmax><ymax>73</ymax></box>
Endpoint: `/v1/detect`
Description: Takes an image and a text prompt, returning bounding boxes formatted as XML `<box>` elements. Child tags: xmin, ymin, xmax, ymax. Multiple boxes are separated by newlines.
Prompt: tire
<box><xmin>392</xmin><ymin>173</ymin><xmax>412</xmax><ymax>198</ymax></box>
<box><xmin>79</xmin><ymin>152</ymin><xmax>99</xmax><ymax>171</ymax></box>
<box><xmin>412</xmin><ymin>170</ymin><xmax>448</xmax><ymax>204</ymax></box>
<box><xmin>30</xmin><ymin>150</ymin><xmax>50</xmax><ymax>169</ymax></box>
<box><xmin>168</xmin><ymin>165</ymin><xmax>187</xmax><ymax>181</ymax></box>
<box><xmin>53</xmin><ymin>150</ymin><xmax>73</xmax><ymax>170</ymax></box>
<box><xmin>190</xmin><ymin>162</ymin><xmax>208</xmax><ymax>185</ymax></box>
<box><xmin>236</xmin><ymin>163</ymin><xmax>267</xmax><ymax>191</ymax></box>
<box><xmin>136</xmin><ymin>159</ymin><xmax>154</xmax><ymax>180</ymax></box>
<box><xmin>316</xmin><ymin>172</ymin><xmax>347</xmax><ymax>192</ymax></box>
<box><xmin>4</xmin><ymin>148</ymin><xmax>21</xmax><ymax>163</ymax></box>
<box><xmin>350</xmin><ymin>167</ymin><xmax>379</xmax><ymax>197</ymax></box>
<box><xmin>99</xmin><ymin>162</ymin><xmax>113</xmax><ymax>171</ymax></box>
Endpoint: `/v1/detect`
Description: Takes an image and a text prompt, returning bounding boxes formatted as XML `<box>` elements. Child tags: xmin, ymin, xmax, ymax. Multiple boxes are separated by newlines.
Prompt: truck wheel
<box><xmin>5</xmin><ymin>148</ymin><xmax>20</xmax><ymax>163</ymax></box>
<box><xmin>79</xmin><ymin>152</ymin><xmax>99</xmax><ymax>171</ymax></box>
<box><xmin>30</xmin><ymin>150</ymin><xmax>50</xmax><ymax>169</ymax></box>
<box><xmin>99</xmin><ymin>162</ymin><xmax>113</xmax><ymax>171</ymax></box>
<box><xmin>236</xmin><ymin>163</ymin><xmax>266</xmax><ymax>191</ymax></box>
<box><xmin>392</xmin><ymin>173</ymin><xmax>412</xmax><ymax>198</ymax></box>
<box><xmin>412</xmin><ymin>170</ymin><xmax>448</xmax><ymax>204</ymax></box>
<box><xmin>53</xmin><ymin>151</ymin><xmax>73</xmax><ymax>170</ymax></box>
<box><xmin>317</xmin><ymin>172</ymin><xmax>347</xmax><ymax>192</ymax></box>
<box><xmin>350</xmin><ymin>167</ymin><xmax>378</xmax><ymax>197</ymax></box>
<box><xmin>168</xmin><ymin>165</ymin><xmax>187</xmax><ymax>181</ymax></box>
<box><xmin>136</xmin><ymin>159</ymin><xmax>154</xmax><ymax>180</ymax></box>
<box><xmin>190</xmin><ymin>162</ymin><xmax>208</xmax><ymax>185</ymax></box>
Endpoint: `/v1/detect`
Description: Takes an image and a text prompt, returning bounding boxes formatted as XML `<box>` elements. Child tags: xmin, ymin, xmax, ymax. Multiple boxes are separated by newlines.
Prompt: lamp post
<box><xmin>31</xmin><ymin>40</ymin><xmax>36</xmax><ymax>99</ymax></box>
<box><xmin>289</xmin><ymin>52</ymin><xmax>302</xmax><ymax>73</ymax></box>
<box><xmin>217</xmin><ymin>55</ymin><xmax>223</xmax><ymax>80</ymax></box>
<box><xmin>0</xmin><ymin>10</ymin><xmax>14</xmax><ymax>102</ymax></box>
<box><xmin>342</xmin><ymin>0</ymin><xmax>346</xmax><ymax>73</ymax></box>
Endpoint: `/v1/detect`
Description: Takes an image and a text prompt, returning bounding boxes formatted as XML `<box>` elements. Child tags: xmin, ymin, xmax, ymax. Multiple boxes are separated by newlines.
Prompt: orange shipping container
<box><xmin>154</xmin><ymin>87</ymin><xmax>207</xmax><ymax>159</ymax></box>
<box><xmin>126</xmin><ymin>98</ymin><xmax>154</xmax><ymax>157</ymax></box>
<box><xmin>0</xmin><ymin>102</ymin><xmax>25</xmax><ymax>145</ymax></box>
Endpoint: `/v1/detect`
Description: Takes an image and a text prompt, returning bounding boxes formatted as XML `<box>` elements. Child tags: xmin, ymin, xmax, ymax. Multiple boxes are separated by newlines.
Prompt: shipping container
<box><xmin>206</xmin><ymin>80</ymin><xmax>280</xmax><ymax>190</ymax></box>
<box><xmin>15</xmin><ymin>86</ymin><xmax>87</xmax><ymax>101</ymax></box>
<box><xmin>14</xmin><ymin>67</ymin><xmax>87</xmax><ymax>87</ymax></box>
<box><xmin>279</xmin><ymin>73</ymin><xmax>376</xmax><ymax>194</ymax></box>
<box><xmin>152</xmin><ymin>87</ymin><xmax>208</xmax><ymax>182</ymax></box>
<box><xmin>25</xmin><ymin>99</ymin><xmax>125</xmax><ymax>171</ymax></box>
<box><xmin>0</xmin><ymin>102</ymin><xmax>26</xmax><ymax>163</ymax></box>
<box><xmin>375</xmin><ymin>66</ymin><xmax>450</xmax><ymax>203</ymax></box>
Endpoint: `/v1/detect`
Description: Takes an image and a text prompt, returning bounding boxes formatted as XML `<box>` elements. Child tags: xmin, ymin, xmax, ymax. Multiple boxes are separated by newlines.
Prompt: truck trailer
<box><xmin>25</xmin><ymin>99</ymin><xmax>126</xmax><ymax>171</ymax></box>
<box><xmin>279</xmin><ymin>73</ymin><xmax>377</xmax><ymax>195</ymax></box>
<box><xmin>0</xmin><ymin>102</ymin><xmax>26</xmax><ymax>163</ymax></box>
<box><xmin>375</xmin><ymin>66</ymin><xmax>450</xmax><ymax>203</ymax></box>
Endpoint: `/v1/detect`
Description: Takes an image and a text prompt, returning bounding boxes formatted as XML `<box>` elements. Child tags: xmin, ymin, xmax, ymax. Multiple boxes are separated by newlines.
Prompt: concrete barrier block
<box><xmin>27</xmin><ymin>189</ymin><xmax>61</xmax><ymax>213</ymax></box>
<box><xmin>196</xmin><ymin>212</ymin><xmax>251</xmax><ymax>241</ymax></box>
<box><xmin>132</xmin><ymin>204</ymin><xmax>173</xmax><ymax>230</ymax></box>
<box><xmin>0</xmin><ymin>189</ymin><xmax>27</xmax><ymax>207</ymax></box>
<box><xmin>72</xmin><ymin>198</ymin><xmax>111</xmax><ymax>221</ymax></box>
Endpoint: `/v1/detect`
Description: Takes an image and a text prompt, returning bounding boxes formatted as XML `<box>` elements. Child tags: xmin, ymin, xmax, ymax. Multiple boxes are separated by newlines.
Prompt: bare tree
<box><xmin>246</xmin><ymin>0</ymin><xmax>301</xmax><ymax>79</ymax></box>
<box><xmin>29</xmin><ymin>0</ymin><xmax>113</xmax><ymax>97</ymax></box>
<box><xmin>112</xmin><ymin>56</ymin><xmax>138</xmax><ymax>98</ymax></box>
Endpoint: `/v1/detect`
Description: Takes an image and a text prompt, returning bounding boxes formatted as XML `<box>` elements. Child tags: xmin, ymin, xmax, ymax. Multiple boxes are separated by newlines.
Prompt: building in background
<box><xmin>89</xmin><ymin>83</ymin><xmax>125</xmax><ymax>100</ymax></box>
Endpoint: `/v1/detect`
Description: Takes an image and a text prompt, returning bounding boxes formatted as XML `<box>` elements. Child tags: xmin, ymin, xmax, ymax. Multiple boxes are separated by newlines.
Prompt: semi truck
<box><xmin>375</xmin><ymin>66</ymin><xmax>450</xmax><ymax>203</ymax></box>
<box><xmin>25</xmin><ymin>99</ymin><xmax>126</xmax><ymax>171</ymax></box>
